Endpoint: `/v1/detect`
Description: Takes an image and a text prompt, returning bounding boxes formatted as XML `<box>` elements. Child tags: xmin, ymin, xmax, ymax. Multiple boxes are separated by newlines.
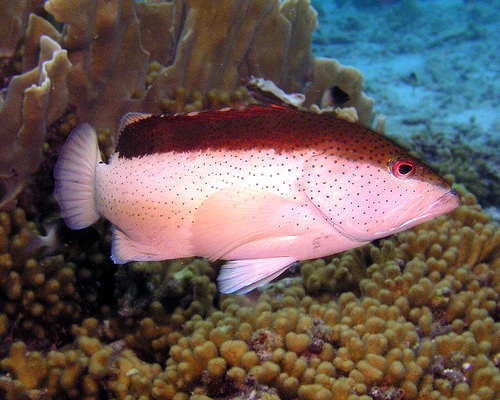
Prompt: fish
<box><xmin>53</xmin><ymin>105</ymin><xmax>460</xmax><ymax>294</ymax></box>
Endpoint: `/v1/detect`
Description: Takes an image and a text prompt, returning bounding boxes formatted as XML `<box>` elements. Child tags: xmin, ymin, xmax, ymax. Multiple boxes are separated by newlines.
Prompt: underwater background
<box><xmin>0</xmin><ymin>0</ymin><xmax>500</xmax><ymax>399</ymax></box>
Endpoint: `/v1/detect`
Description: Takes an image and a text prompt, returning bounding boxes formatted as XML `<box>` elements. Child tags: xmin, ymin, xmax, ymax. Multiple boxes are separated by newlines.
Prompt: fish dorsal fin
<box><xmin>115</xmin><ymin>105</ymin><xmax>344</xmax><ymax>159</ymax></box>
<box><xmin>217</xmin><ymin>257</ymin><xmax>297</xmax><ymax>294</ymax></box>
<box><xmin>192</xmin><ymin>185</ymin><xmax>304</xmax><ymax>261</ymax></box>
<box><xmin>118</xmin><ymin>112</ymin><xmax>152</xmax><ymax>134</ymax></box>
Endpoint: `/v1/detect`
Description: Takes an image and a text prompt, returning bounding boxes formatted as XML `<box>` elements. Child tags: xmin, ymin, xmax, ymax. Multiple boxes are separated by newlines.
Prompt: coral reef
<box><xmin>0</xmin><ymin>207</ymin><xmax>107</xmax><ymax>348</ymax></box>
<box><xmin>114</xmin><ymin>258</ymin><xmax>218</xmax><ymax>320</ymax></box>
<box><xmin>44</xmin><ymin>0</ymin><xmax>150</xmax><ymax>144</ymax></box>
<box><xmin>47</xmin><ymin>0</ymin><xmax>374</xmax><ymax>138</ymax></box>
<box><xmin>303</xmin><ymin>57</ymin><xmax>375</xmax><ymax>126</ymax></box>
<box><xmin>0</xmin><ymin>33</ymin><xmax>71</xmax><ymax>210</ymax></box>
<box><xmin>1</xmin><ymin>188</ymin><xmax>500</xmax><ymax>400</ymax></box>
<box><xmin>0</xmin><ymin>0</ymin><xmax>47</xmax><ymax>60</ymax></box>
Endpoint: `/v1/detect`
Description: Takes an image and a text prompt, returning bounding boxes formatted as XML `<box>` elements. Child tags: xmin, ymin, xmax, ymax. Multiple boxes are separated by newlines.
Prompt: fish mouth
<box><xmin>427</xmin><ymin>189</ymin><xmax>461</xmax><ymax>213</ymax></box>
<box><xmin>397</xmin><ymin>189</ymin><xmax>461</xmax><ymax>231</ymax></box>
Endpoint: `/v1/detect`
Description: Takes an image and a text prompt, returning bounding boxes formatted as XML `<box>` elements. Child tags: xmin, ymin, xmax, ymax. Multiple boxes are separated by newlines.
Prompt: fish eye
<box><xmin>391</xmin><ymin>158</ymin><xmax>416</xmax><ymax>178</ymax></box>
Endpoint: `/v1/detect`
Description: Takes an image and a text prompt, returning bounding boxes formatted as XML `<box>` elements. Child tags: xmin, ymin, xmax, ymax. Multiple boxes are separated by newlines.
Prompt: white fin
<box><xmin>192</xmin><ymin>185</ymin><xmax>302</xmax><ymax>261</ymax></box>
<box><xmin>118</xmin><ymin>112</ymin><xmax>152</xmax><ymax>132</ymax></box>
<box><xmin>218</xmin><ymin>256</ymin><xmax>297</xmax><ymax>294</ymax></box>
<box><xmin>111</xmin><ymin>227</ymin><xmax>144</xmax><ymax>263</ymax></box>
<box><xmin>54</xmin><ymin>124</ymin><xmax>101</xmax><ymax>229</ymax></box>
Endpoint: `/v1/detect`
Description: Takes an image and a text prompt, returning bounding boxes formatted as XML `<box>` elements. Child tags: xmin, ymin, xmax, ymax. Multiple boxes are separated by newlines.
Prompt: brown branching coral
<box><xmin>0</xmin><ymin>207</ymin><xmax>114</xmax><ymax>354</ymax></box>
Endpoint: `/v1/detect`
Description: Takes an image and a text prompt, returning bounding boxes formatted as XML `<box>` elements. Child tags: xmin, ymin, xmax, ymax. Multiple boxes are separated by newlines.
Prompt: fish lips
<box><xmin>382</xmin><ymin>189</ymin><xmax>461</xmax><ymax>235</ymax></box>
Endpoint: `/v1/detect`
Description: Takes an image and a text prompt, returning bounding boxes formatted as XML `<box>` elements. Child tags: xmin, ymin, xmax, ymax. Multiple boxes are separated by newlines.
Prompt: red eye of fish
<box><xmin>391</xmin><ymin>158</ymin><xmax>416</xmax><ymax>178</ymax></box>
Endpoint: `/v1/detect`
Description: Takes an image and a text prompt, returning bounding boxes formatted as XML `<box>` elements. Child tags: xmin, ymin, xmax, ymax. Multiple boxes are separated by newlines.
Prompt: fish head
<box><xmin>300</xmin><ymin>131</ymin><xmax>460</xmax><ymax>243</ymax></box>
<box><xmin>363</xmin><ymin>154</ymin><xmax>460</xmax><ymax>238</ymax></box>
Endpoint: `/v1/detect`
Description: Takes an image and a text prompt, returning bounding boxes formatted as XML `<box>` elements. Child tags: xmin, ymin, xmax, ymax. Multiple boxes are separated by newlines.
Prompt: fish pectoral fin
<box><xmin>192</xmin><ymin>185</ymin><xmax>302</xmax><ymax>261</ymax></box>
<box><xmin>218</xmin><ymin>256</ymin><xmax>297</xmax><ymax>294</ymax></box>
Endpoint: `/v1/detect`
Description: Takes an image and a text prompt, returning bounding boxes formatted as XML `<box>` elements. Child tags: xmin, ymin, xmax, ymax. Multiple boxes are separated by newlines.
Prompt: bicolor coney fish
<box><xmin>54</xmin><ymin>105</ymin><xmax>460</xmax><ymax>294</ymax></box>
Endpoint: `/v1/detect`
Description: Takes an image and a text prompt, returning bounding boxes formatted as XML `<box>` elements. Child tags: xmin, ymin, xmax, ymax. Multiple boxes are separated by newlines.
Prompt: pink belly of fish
<box><xmin>94</xmin><ymin>149</ymin><xmax>362</xmax><ymax>262</ymax></box>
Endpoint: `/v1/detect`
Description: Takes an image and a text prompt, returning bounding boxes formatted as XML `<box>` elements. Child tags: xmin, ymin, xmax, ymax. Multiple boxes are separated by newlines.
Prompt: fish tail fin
<box><xmin>54</xmin><ymin>123</ymin><xmax>101</xmax><ymax>229</ymax></box>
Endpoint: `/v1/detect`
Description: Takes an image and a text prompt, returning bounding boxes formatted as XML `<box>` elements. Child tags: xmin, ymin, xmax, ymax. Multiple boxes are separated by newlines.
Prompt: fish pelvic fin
<box><xmin>54</xmin><ymin>123</ymin><xmax>101</xmax><ymax>229</ymax></box>
<box><xmin>218</xmin><ymin>256</ymin><xmax>297</xmax><ymax>294</ymax></box>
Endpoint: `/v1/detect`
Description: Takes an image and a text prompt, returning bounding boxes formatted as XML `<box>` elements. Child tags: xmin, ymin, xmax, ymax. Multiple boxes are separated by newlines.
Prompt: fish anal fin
<box><xmin>218</xmin><ymin>256</ymin><xmax>297</xmax><ymax>294</ymax></box>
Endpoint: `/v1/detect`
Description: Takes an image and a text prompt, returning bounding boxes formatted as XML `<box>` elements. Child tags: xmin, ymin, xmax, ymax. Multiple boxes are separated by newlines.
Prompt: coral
<box><xmin>45</xmin><ymin>0</ymin><xmax>149</xmax><ymax>147</ymax></box>
<box><xmin>0</xmin><ymin>0</ymin><xmax>376</xmax><ymax>210</ymax></box>
<box><xmin>142</xmin><ymin>0</ymin><xmax>318</xmax><ymax>103</ymax></box>
<box><xmin>304</xmin><ymin>57</ymin><xmax>375</xmax><ymax>127</ymax></box>
<box><xmin>1</xmin><ymin>190</ymin><xmax>500</xmax><ymax>400</ymax></box>
<box><xmin>0</xmin><ymin>33</ymin><xmax>71</xmax><ymax>210</ymax></box>
<box><xmin>42</xmin><ymin>0</ymin><xmax>374</xmax><ymax>142</ymax></box>
<box><xmin>250</xmin><ymin>328</ymin><xmax>284</xmax><ymax>361</ymax></box>
<box><xmin>0</xmin><ymin>0</ymin><xmax>46</xmax><ymax>60</ymax></box>
<box><xmin>19</xmin><ymin>106</ymin><xmax>80</xmax><ymax>217</ymax></box>
<box><xmin>115</xmin><ymin>257</ymin><xmax>218</xmax><ymax>320</ymax></box>
<box><xmin>157</xmin><ymin>85</ymin><xmax>256</xmax><ymax>117</ymax></box>
<box><xmin>0</xmin><ymin>341</ymin><xmax>47</xmax><ymax>390</ymax></box>
<box><xmin>0</xmin><ymin>0</ymin><xmax>375</xmax><ymax>209</ymax></box>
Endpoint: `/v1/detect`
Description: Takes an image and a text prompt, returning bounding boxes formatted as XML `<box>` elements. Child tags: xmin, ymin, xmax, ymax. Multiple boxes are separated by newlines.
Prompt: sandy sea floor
<box><xmin>312</xmin><ymin>0</ymin><xmax>500</xmax><ymax>143</ymax></box>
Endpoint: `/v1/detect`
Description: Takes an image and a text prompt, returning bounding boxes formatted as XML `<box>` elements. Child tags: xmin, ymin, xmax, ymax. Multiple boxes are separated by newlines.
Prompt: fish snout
<box><xmin>432</xmin><ymin>189</ymin><xmax>461</xmax><ymax>213</ymax></box>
